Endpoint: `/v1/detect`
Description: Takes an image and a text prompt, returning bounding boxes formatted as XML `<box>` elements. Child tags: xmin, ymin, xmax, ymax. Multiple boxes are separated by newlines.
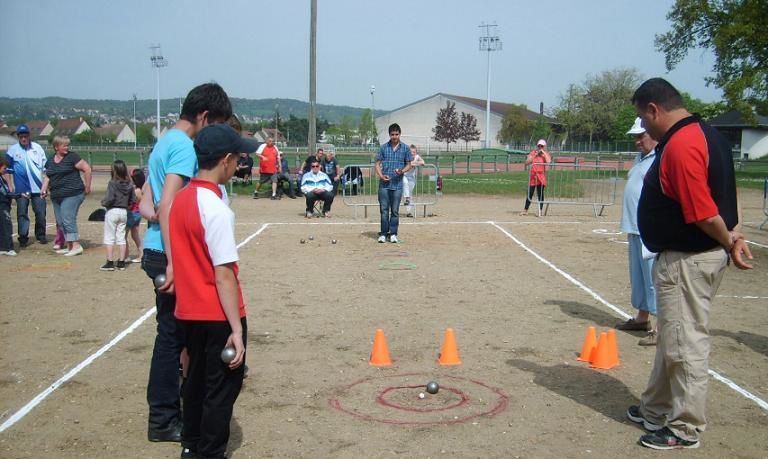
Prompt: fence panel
<box><xmin>761</xmin><ymin>178</ymin><xmax>768</xmax><ymax>230</ymax></box>
<box><xmin>341</xmin><ymin>164</ymin><xmax>440</xmax><ymax>218</ymax></box>
<box><xmin>528</xmin><ymin>163</ymin><xmax>619</xmax><ymax>217</ymax></box>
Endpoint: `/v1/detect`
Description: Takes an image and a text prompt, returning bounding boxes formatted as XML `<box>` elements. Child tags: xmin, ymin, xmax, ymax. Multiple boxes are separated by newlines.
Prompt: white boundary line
<box><xmin>716</xmin><ymin>295</ymin><xmax>768</xmax><ymax>300</ymax></box>
<box><xmin>0</xmin><ymin>223</ymin><xmax>271</xmax><ymax>434</ymax></box>
<box><xmin>488</xmin><ymin>221</ymin><xmax>768</xmax><ymax>413</ymax></box>
<box><xmin>746</xmin><ymin>240</ymin><xmax>768</xmax><ymax>249</ymax></box>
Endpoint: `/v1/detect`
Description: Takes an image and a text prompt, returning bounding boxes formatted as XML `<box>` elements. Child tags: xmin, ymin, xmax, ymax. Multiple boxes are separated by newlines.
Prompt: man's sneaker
<box><xmin>306</xmin><ymin>211</ymin><xmax>313</xmax><ymax>219</ymax></box>
<box><xmin>38</xmin><ymin>238</ymin><xmax>48</xmax><ymax>244</ymax></box>
<box><xmin>64</xmin><ymin>245</ymin><xmax>84</xmax><ymax>256</ymax></box>
<box><xmin>288</xmin><ymin>194</ymin><xmax>296</xmax><ymax>199</ymax></box>
<box><xmin>19</xmin><ymin>240</ymin><xmax>30</xmax><ymax>248</ymax></box>
<box><xmin>377</xmin><ymin>235</ymin><xmax>387</xmax><ymax>243</ymax></box>
<box><xmin>116</xmin><ymin>260</ymin><xmax>126</xmax><ymax>271</ymax></box>
<box><xmin>180</xmin><ymin>447</ymin><xmax>197</xmax><ymax>458</ymax></box>
<box><xmin>638</xmin><ymin>330</ymin><xmax>658</xmax><ymax>346</ymax></box>
<box><xmin>252</xmin><ymin>192</ymin><xmax>260</xmax><ymax>199</ymax></box>
<box><xmin>626</xmin><ymin>405</ymin><xmax>664</xmax><ymax>432</ymax></box>
<box><xmin>390</xmin><ymin>235</ymin><xmax>399</xmax><ymax>243</ymax></box>
<box><xmin>639</xmin><ymin>426</ymin><xmax>700</xmax><ymax>450</ymax></box>
<box><xmin>616</xmin><ymin>318</ymin><xmax>651</xmax><ymax>331</ymax></box>
<box><xmin>55</xmin><ymin>248</ymin><xmax>70</xmax><ymax>254</ymax></box>
<box><xmin>0</xmin><ymin>250</ymin><xmax>17</xmax><ymax>257</ymax></box>
<box><xmin>148</xmin><ymin>422</ymin><xmax>182</xmax><ymax>442</ymax></box>
<box><xmin>100</xmin><ymin>261</ymin><xmax>115</xmax><ymax>271</ymax></box>
<box><xmin>270</xmin><ymin>195</ymin><xmax>278</xmax><ymax>200</ymax></box>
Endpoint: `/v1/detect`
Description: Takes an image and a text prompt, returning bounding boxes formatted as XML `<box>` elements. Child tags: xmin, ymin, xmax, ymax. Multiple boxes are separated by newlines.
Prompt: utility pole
<box><xmin>478</xmin><ymin>23</ymin><xmax>501</xmax><ymax>149</ymax></box>
<box><xmin>370</xmin><ymin>85</ymin><xmax>376</xmax><ymax>146</ymax></box>
<box><xmin>132</xmin><ymin>94</ymin><xmax>137</xmax><ymax>149</ymax></box>
<box><xmin>149</xmin><ymin>44</ymin><xmax>168</xmax><ymax>142</ymax></box>
<box><xmin>308</xmin><ymin>0</ymin><xmax>317</xmax><ymax>155</ymax></box>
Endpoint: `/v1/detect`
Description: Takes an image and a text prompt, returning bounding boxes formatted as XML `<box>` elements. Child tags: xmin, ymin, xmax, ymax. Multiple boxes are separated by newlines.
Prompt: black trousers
<box><xmin>524</xmin><ymin>184</ymin><xmax>546</xmax><ymax>211</ymax></box>
<box><xmin>305</xmin><ymin>191</ymin><xmax>333</xmax><ymax>213</ymax></box>
<box><xmin>180</xmin><ymin>318</ymin><xmax>247</xmax><ymax>459</ymax></box>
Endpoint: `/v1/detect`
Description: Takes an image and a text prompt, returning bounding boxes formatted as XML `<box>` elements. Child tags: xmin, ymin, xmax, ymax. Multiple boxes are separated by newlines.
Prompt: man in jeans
<box><xmin>142</xmin><ymin>83</ymin><xmax>233</xmax><ymax>444</ymax></box>
<box><xmin>374</xmin><ymin>123</ymin><xmax>412</xmax><ymax>243</ymax></box>
<box><xmin>4</xmin><ymin>124</ymin><xmax>47</xmax><ymax>247</ymax></box>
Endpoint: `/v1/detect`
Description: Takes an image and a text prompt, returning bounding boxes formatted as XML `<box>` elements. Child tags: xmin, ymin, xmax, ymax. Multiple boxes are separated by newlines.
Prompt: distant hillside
<box><xmin>0</xmin><ymin>96</ymin><xmax>381</xmax><ymax>124</ymax></box>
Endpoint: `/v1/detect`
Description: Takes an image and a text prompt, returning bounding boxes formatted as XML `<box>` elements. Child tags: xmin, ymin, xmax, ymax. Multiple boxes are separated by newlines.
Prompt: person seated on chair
<box><xmin>297</xmin><ymin>147</ymin><xmax>325</xmax><ymax>196</ymax></box>
<box><xmin>300</xmin><ymin>161</ymin><xmax>333</xmax><ymax>218</ymax></box>
<box><xmin>234</xmin><ymin>152</ymin><xmax>253</xmax><ymax>184</ymax></box>
<box><xmin>341</xmin><ymin>165</ymin><xmax>364</xmax><ymax>196</ymax></box>
<box><xmin>276</xmin><ymin>154</ymin><xmax>296</xmax><ymax>199</ymax></box>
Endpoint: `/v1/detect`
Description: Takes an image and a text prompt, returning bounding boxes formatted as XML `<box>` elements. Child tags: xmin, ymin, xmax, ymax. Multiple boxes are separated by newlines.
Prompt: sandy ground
<box><xmin>0</xmin><ymin>175</ymin><xmax>766</xmax><ymax>458</ymax></box>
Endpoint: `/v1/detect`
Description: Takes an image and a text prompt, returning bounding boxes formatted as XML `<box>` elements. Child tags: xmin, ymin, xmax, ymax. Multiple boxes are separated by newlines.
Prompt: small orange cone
<box><xmin>590</xmin><ymin>331</ymin><xmax>619</xmax><ymax>369</ymax></box>
<box><xmin>369</xmin><ymin>329</ymin><xmax>392</xmax><ymax>366</ymax></box>
<box><xmin>437</xmin><ymin>328</ymin><xmax>462</xmax><ymax>366</ymax></box>
<box><xmin>577</xmin><ymin>326</ymin><xmax>598</xmax><ymax>362</ymax></box>
<box><xmin>607</xmin><ymin>328</ymin><xmax>620</xmax><ymax>365</ymax></box>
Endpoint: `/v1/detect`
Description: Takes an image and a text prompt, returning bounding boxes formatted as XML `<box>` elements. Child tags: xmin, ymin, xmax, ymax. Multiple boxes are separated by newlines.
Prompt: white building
<box><xmin>374</xmin><ymin>93</ymin><xmax>557</xmax><ymax>152</ymax></box>
<box><xmin>710</xmin><ymin>111</ymin><xmax>768</xmax><ymax>160</ymax></box>
<box><xmin>94</xmin><ymin>123</ymin><xmax>136</xmax><ymax>143</ymax></box>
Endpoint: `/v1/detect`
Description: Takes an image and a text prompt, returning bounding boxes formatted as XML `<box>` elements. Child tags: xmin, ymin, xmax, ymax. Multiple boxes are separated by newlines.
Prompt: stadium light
<box><xmin>132</xmin><ymin>93</ymin><xmax>137</xmax><ymax>150</ymax></box>
<box><xmin>478</xmin><ymin>23</ymin><xmax>501</xmax><ymax>149</ymax></box>
<box><xmin>149</xmin><ymin>45</ymin><xmax>168</xmax><ymax>141</ymax></box>
<box><xmin>370</xmin><ymin>85</ymin><xmax>375</xmax><ymax>145</ymax></box>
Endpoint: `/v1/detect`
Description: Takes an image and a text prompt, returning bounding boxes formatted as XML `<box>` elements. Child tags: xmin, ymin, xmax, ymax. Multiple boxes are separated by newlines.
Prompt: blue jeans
<box><xmin>51</xmin><ymin>193</ymin><xmax>84</xmax><ymax>242</ymax></box>
<box><xmin>628</xmin><ymin>234</ymin><xmax>657</xmax><ymax>315</ymax></box>
<box><xmin>16</xmin><ymin>193</ymin><xmax>47</xmax><ymax>243</ymax></box>
<box><xmin>141</xmin><ymin>249</ymin><xmax>183</xmax><ymax>431</ymax></box>
<box><xmin>378</xmin><ymin>187</ymin><xmax>402</xmax><ymax>236</ymax></box>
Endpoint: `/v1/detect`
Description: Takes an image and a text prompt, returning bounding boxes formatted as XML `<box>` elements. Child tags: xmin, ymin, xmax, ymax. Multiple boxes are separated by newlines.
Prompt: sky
<box><xmin>0</xmin><ymin>0</ymin><xmax>721</xmax><ymax>114</ymax></box>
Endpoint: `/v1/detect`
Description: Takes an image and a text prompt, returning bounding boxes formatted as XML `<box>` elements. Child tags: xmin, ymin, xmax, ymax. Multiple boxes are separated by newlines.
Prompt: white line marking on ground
<box><xmin>716</xmin><ymin>295</ymin><xmax>768</xmax><ymax>300</ymax></box>
<box><xmin>592</xmin><ymin>228</ymin><xmax>622</xmax><ymax>235</ymax></box>
<box><xmin>746</xmin><ymin>240</ymin><xmax>768</xmax><ymax>249</ymax></box>
<box><xmin>0</xmin><ymin>225</ymin><xmax>270</xmax><ymax>434</ymax></box>
<box><xmin>489</xmin><ymin>221</ymin><xmax>768</xmax><ymax>413</ymax></box>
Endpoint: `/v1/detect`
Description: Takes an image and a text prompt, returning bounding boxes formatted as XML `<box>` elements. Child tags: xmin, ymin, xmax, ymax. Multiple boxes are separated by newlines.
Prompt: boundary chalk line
<box><xmin>746</xmin><ymin>240</ymin><xmax>768</xmax><ymax>249</ymax></box>
<box><xmin>488</xmin><ymin>221</ymin><xmax>768</xmax><ymax>413</ymax></box>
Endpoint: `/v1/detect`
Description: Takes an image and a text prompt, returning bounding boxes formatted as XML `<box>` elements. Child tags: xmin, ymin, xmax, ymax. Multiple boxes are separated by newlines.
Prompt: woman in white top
<box><xmin>403</xmin><ymin>144</ymin><xmax>425</xmax><ymax>217</ymax></box>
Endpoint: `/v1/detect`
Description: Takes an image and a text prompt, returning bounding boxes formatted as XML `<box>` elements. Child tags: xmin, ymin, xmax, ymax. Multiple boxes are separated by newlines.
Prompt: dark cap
<box><xmin>16</xmin><ymin>124</ymin><xmax>30</xmax><ymax>135</ymax></box>
<box><xmin>194</xmin><ymin>123</ymin><xmax>261</xmax><ymax>161</ymax></box>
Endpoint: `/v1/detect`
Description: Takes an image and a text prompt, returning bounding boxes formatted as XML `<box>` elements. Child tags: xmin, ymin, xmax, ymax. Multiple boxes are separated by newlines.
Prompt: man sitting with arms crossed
<box><xmin>300</xmin><ymin>160</ymin><xmax>333</xmax><ymax>218</ymax></box>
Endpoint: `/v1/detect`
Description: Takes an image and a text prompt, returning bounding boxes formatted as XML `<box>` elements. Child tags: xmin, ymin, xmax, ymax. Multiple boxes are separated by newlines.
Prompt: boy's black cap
<box><xmin>194</xmin><ymin>123</ymin><xmax>261</xmax><ymax>161</ymax></box>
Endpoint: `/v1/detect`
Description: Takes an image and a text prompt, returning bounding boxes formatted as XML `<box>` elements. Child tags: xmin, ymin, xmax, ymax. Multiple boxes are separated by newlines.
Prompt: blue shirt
<box><xmin>143</xmin><ymin>128</ymin><xmax>198</xmax><ymax>252</ymax></box>
<box><xmin>375</xmin><ymin>141</ymin><xmax>412</xmax><ymax>190</ymax></box>
<box><xmin>5</xmin><ymin>141</ymin><xmax>47</xmax><ymax>193</ymax></box>
<box><xmin>620</xmin><ymin>150</ymin><xmax>655</xmax><ymax>235</ymax></box>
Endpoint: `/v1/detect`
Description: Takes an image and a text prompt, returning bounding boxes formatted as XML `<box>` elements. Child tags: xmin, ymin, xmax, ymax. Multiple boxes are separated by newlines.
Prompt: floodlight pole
<box><xmin>479</xmin><ymin>23</ymin><xmax>501</xmax><ymax>149</ymax></box>
<box><xmin>150</xmin><ymin>45</ymin><xmax>168</xmax><ymax>141</ymax></box>
<box><xmin>308</xmin><ymin>0</ymin><xmax>317</xmax><ymax>155</ymax></box>
<box><xmin>132</xmin><ymin>94</ymin><xmax>137</xmax><ymax>150</ymax></box>
<box><xmin>370</xmin><ymin>85</ymin><xmax>375</xmax><ymax>145</ymax></box>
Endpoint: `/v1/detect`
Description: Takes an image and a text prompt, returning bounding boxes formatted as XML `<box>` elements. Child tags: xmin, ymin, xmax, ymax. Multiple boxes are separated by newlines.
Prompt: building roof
<box><xmin>384</xmin><ymin>93</ymin><xmax>559</xmax><ymax>124</ymax></box>
<box><xmin>94</xmin><ymin>123</ymin><xmax>128</xmax><ymax>136</ymax></box>
<box><xmin>54</xmin><ymin>118</ymin><xmax>90</xmax><ymax>136</ymax></box>
<box><xmin>709</xmin><ymin>110</ymin><xmax>768</xmax><ymax>128</ymax></box>
<box><xmin>26</xmin><ymin>120</ymin><xmax>52</xmax><ymax>129</ymax></box>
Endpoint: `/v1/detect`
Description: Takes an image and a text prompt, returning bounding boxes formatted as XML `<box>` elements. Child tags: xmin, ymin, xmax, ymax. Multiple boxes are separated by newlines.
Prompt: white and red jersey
<box><xmin>170</xmin><ymin>178</ymin><xmax>246</xmax><ymax>321</ymax></box>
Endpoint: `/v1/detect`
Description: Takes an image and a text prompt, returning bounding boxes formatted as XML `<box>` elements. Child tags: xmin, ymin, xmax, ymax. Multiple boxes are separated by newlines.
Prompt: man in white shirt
<box><xmin>300</xmin><ymin>160</ymin><xmax>333</xmax><ymax>218</ymax></box>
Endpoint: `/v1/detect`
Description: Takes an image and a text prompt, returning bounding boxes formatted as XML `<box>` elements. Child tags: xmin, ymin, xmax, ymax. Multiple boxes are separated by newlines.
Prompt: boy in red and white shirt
<box><xmin>169</xmin><ymin>123</ymin><xmax>252</xmax><ymax>459</ymax></box>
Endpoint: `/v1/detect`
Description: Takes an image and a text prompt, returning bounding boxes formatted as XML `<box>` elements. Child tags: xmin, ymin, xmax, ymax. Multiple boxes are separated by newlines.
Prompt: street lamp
<box><xmin>132</xmin><ymin>93</ymin><xmax>137</xmax><ymax>150</ymax></box>
<box><xmin>149</xmin><ymin>44</ymin><xmax>168</xmax><ymax>141</ymax></box>
<box><xmin>370</xmin><ymin>85</ymin><xmax>376</xmax><ymax>146</ymax></box>
<box><xmin>478</xmin><ymin>23</ymin><xmax>501</xmax><ymax>149</ymax></box>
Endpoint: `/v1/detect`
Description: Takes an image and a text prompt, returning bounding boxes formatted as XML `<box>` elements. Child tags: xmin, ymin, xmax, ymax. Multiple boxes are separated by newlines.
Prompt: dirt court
<box><xmin>1</xmin><ymin>175</ymin><xmax>766</xmax><ymax>458</ymax></box>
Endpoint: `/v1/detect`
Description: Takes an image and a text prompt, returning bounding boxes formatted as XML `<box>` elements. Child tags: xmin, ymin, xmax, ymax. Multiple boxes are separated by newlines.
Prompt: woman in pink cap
<box><xmin>520</xmin><ymin>139</ymin><xmax>551</xmax><ymax>215</ymax></box>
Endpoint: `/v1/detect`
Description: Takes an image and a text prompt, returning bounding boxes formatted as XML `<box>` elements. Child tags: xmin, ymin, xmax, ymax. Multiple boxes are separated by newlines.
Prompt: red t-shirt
<box><xmin>258</xmin><ymin>145</ymin><xmax>279</xmax><ymax>174</ymax></box>
<box><xmin>527</xmin><ymin>151</ymin><xmax>549</xmax><ymax>186</ymax></box>
<box><xmin>170</xmin><ymin>178</ymin><xmax>246</xmax><ymax>321</ymax></box>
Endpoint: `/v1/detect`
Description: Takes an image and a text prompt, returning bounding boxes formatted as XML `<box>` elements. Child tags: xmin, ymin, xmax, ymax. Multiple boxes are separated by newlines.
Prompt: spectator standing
<box><xmin>300</xmin><ymin>161</ymin><xmax>333</xmax><ymax>218</ymax></box>
<box><xmin>520</xmin><ymin>139</ymin><xmax>551</xmax><ymax>216</ymax></box>
<box><xmin>100</xmin><ymin>160</ymin><xmax>135</xmax><ymax>271</ymax></box>
<box><xmin>627</xmin><ymin>78</ymin><xmax>752</xmax><ymax>450</ymax></box>
<box><xmin>252</xmin><ymin>137</ymin><xmax>281</xmax><ymax>199</ymax></box>
<box><xmin>40</xmin><ymin>136</ymin><xmax>92</xmax><ymax>256</ymax></box>
<box><xmin>403</xmin><ymin>144</ymin><xmax>425</xmax><ymax>217</ymax></box>
<box><xmin>171</xmin><ymin>123</ymin><xmax>247</xmax><ymax>459</ymax></box>
<box><xmin>615</xmin><ymin>118</ymin><xmax>658</xmax><ymax>345</ymax></box>
<box><xmin>0</xmin><ymin>158</ymin><xmax>20</xmax><ymax>256</ymax></box>
<box><xmin>4</xmin><ymin>124</ymin><xmax>48</xmax><ymax>246</ymax></box>
<box><xmin>142</xmin><ymin>83</ymin><xmax>233</xmax><ymax>444</ymax></box>
<box><xmin>374</xmin><ymin>123</ymin><xmax>413</xmax><ymax>243</ymax></box>
<box><xmin>127</xmin><ymin>169</ymin><xmax>146</xmax><ymax>263</ymax></box>
<box><xmin>322</xmin><ymin>150</ymin><xmax>341</xmax><ymax>196</ymax></box>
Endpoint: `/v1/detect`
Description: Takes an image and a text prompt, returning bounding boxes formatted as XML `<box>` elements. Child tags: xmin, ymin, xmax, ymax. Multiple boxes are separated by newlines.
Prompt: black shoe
<box><xmin>38</xmin><ymin>238</ymin><xmax>48</xmax><ymax>244</ymax></box>
<box><xmin>148</xmin><ymin>422</ymin><xmax>183</xmax><ymax>442</ymax></box>
<box><xmin>180</xmin><ymin>447</ymin><xmax>198</xmax><ymax>458</ymax></box>
<box><xmin>626</xmin><ymin>405</ymin><xmax>663</xmax><ymax>431</ymax></box>
<box><xmin>270</xmin><ymin>195</ymin><xmax>278</xmax><ymax>200</ymax></box>
<box><xmin>639</xmin><ymin>426</ymin><xmax>700</xmax><ymax>450</ymax></box>
<box><xmin>100</xmin><ymin>261</ymin><xmax>115</xmax><ymax>271</ymax></box>
<box><xmin>116</xmin><ymin>260</ymin><xmax>126</xmax><ymax>271</ymax></box>
<box><xmin>288</xmin><ymin>194</ymin><xmax>296</xmax><ymax>199</ymax></box>
<box><xmin>252</xmin><ymin>193</ymin><xmax>260</xmax><ymax>199</ymax></box>
<box><xmin>19</xmin><ymin>239</ymin><xmax>30</xmax><ymax>248</ymax></box>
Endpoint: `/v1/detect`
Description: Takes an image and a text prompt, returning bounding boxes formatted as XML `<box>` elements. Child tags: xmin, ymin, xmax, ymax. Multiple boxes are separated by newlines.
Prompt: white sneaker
<box><xmin>377</xmin><ymin>235</ymin><xmax>386</xmax><ymax>243</ymax></box>
<box><xmin>64</xmin><ymin>245</ymin><xmax>84</xmax><ymax>256</ymax></box>
<box><xmin>0</xmin><ymin>250</ymin><xmax>17</xmax><ymax>256</ymax></box>
<box><xmin>55</xmin><ymin>248</ymin><xmax>70</xmax><ymax>254</ymax></box>
<box><xmin>52</xmin><ymin>244</ymin><xmax>62</xmax><ymax>250</ymax></box>
<box><xmin>390</xmin><ymin>235</ymin><xmax>399</xmax><ymax>243</ymax></box>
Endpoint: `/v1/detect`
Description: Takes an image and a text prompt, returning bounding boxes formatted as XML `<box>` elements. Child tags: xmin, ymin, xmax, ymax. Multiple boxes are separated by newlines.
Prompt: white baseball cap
<box><xmin>536</xmin><ymin>139</ymin><xmax>547</xmax><ymax>147</ymax></box>
<box><xmin>627</xmin><ymin>117</ymin><xmax>646</xmax><ymax>135</ymax></box>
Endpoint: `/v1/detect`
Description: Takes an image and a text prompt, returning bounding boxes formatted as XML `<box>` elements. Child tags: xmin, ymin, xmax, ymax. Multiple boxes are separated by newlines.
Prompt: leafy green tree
<box><xmin>497</xmin><ymin>104</ymin><xmax>531</xmax><ymax>145</ymax></box>
<box><xmin>135</xmin><ymin>124</ymin><xmax>155</xmax><ymax>144</ymax></box>
<box><xmin>432</xmin><ymin>101</ymin><xmax>460</xmax><ymax>151</ymax></box>
<box><xmin>681</xmin><ymin>92</ymin><xmax>727</xmax><ymax>121</ymax></box>
<box><xmin>530</xmin><ymin>115</ymin><xmax>552</xmax><ymax>144</ymax></box>
<box><xmin>656</xmin><ymin>0</ymin><xmax>768</xmax><ymax>118</ymax></box>
<box><xmin>358</xmin><ymin>109</ymin><xmax>377</xmax><ymax>145</ymax></box>
<box><xmin>458</xmin><ymin>112</ymin><xmax>480</xmax><ymax>150</ymax></box>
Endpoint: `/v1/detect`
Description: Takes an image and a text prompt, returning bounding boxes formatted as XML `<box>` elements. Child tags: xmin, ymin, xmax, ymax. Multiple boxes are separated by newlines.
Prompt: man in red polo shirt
<box><xmin>170</xmin><ymin>123</ymin><xmax>250</xmax><ymax>459</ymax></box>
<box><xmin>253</xmin><ymin>136</ymin><xmax>281</xmax><ymax>199</ymax></box>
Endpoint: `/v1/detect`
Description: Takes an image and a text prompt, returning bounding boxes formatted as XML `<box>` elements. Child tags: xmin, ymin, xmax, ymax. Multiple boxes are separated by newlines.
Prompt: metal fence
<box><xmin>761</xmin><ymin>178</ymin><xmax>768</xmax><ymax>230</ymax></box>
<box><xmin>341</xmin><ymin>164</ymin><xmax>440</xmax><ymax>218</ymax></box>
<box><xmin>528</xmin><ymin>163</ymin><xmax>619</xmax><ymax>217</ymax></box>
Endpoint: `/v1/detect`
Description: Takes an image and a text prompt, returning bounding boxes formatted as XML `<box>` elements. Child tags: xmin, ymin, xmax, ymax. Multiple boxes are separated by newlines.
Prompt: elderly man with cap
<box><xmin>4</xmin><ymin>124</ymin><xmax>48</xmax><ymax>247</ymax></box>
<box><xmin>615</xmin><ymin>118</ymin><xmax>658</xmax><ymax>346</ymax></box>
<box><xmin>520</xmin><ymin>139</ymin><xmax>551</xmax><ymax>216</ymax></box>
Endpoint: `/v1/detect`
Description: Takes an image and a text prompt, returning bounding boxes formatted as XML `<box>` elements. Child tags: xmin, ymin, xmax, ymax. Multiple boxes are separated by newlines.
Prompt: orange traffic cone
<box><xmin>369</xmin><ymin>329</ymin><xmax>392</xmax><ymax>366</ymax></box>
<box><xmin>590</xmin><ymin>331</ymin><xmax>619</xmax><ymax>369</ymax></box>
<box><xmin>607</xmin><ymin>328</ymin><xmax>620</xmax><ymax>365</ymax></box>
<box><xmin>437</xmin><ymin>328</ymin><xmax>462</xmax><ymax>366</ymax></box>
<box><xmin>577</xmin><ymin>326</ymin><xmax>598</xmax><ymax>362</ymax></box>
